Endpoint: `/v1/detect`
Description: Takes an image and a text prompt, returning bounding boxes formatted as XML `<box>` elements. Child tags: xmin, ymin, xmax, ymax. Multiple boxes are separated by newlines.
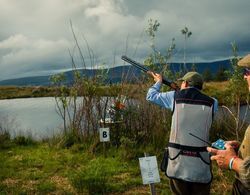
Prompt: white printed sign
<box><xmin>139</xmin><ymin>156</ymin><xmax>160</xmax><ymax>185</ymax></box>
<box><xmin>99</xmin><ymin>128</ymin><xmax>110</xmax><ymax>142</ymax></box>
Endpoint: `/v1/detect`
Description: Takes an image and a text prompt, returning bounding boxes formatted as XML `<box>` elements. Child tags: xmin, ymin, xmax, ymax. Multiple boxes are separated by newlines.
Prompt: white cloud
<box><xmin>0</xmin><ymin>34</ymin><xmax>29</xmax><ymax>49</ymax></box>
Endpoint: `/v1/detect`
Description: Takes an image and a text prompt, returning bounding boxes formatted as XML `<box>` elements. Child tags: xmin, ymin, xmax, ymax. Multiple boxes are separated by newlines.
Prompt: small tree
<box><xmin>214</xmin><ymin>66</ymin><xmax>228</xmax><ymax>81</ymax></box>
<box><xmin>144</xmin><ymin>18</ymin><xmax>176</xmax><ymax>82</ymax></box>
<box><xmin>203</xmin><ymin>68</ymin><xmax>213</xmax><ymax>82</ymax></box>
<box><xmin>221</xmin><ymin>42</ymin><xmax>249</xmax><ymax>140</ymax></box>
<box><xmin>50</xmin><ymin>73</ymin><xmax>69</xmax><ymax>134</ymax></box>
<box><xmin>144</xmin><ymin>19</ymin><xmax>162</xmax><ymax>71</ymax></box>
<box><xmin>191</xmin><ymin>63</ymin><xmax>197</xmax><ymax>71</ymax></box>
<box><xmin>181</xmin><ymin>26</ymin><xmax>192</xmax><ymax>73</ymax></box>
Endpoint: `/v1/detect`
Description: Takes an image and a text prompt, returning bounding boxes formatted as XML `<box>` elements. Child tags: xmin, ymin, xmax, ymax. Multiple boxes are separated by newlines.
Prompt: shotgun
<box><xmin>121</xmin><ymin>55</ymin><xmax>180</xmax><ymax>90</ymax></box>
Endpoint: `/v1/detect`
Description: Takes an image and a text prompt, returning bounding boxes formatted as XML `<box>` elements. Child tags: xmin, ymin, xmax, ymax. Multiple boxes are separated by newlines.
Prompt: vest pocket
<box><xmin>168</xmin><ymin>147</ymin><xmax>182</xmax><ymax>160</ymax></box>
<box><xmin>198</xmin><ymin>151</ymin><xmax>210</xmax><ymax>165</ymax></box>
<box><xmin>166</xmin><ymin>148</ymin><xmax>212</xmax><ymax>183</ymax></box>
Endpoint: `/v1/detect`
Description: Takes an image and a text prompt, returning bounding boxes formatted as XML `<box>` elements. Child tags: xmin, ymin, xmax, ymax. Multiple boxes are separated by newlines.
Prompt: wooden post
<box><xmin>144</xmin><ymin>152</ymin><xmax>156</xmax><ymax>195</ymax></box>
<box><xmin>103</xmin><ymin>141</ymin><xmax>106</xmax><ymax>158</ymax></box>
<box><xmin>100</xmin><ymin>122</ymin><xmax>107</xmax><ymax>158</ymax></box>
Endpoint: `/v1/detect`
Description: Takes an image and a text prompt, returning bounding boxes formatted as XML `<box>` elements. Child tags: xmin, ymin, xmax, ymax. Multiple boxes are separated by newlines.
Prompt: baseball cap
<box><xmin>238</xmin><ymin>54</ymin><xmax>250</xmax><ymax>68</ymax></box>
<box><xmin>178</xmin><ymin>71</ymin><xmax>203</xmax><ymax>88</ymax></box>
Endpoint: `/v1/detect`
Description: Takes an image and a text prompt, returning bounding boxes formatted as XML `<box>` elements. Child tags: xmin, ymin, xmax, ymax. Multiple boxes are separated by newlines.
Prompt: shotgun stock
<box><xmin>121</xmin><ymin>55</ymin><xmax>179</xmax><ymax>90</ymax></box>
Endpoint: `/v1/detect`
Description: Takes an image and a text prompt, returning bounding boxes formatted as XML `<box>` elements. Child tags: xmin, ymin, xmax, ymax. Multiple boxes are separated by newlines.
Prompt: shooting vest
<box><xmin>166</xmin><ymin>88</ymin><xmax>214</xmax><ymax>183</ymax></box>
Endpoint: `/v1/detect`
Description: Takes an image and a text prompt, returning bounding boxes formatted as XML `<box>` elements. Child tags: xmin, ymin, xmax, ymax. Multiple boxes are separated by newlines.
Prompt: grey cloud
<box><xmin>0</xmin><ymin>0</ymin><xmax>250</xmax><ymax>80</ymax></box>
<box><xmin>0</xmin><ymin>34</ymin><xmax>71</xmax><ymax>80</ymax></box>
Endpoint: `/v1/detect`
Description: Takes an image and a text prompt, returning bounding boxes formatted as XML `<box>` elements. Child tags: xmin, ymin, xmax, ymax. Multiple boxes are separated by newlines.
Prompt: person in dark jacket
<box><xmin>207</xmin><ymin>54</ymin><xmax>250</xmax><ymax>195</ymax></box>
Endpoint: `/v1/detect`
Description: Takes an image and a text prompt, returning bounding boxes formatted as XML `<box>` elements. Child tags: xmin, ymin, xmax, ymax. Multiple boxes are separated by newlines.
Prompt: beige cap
<box><xmin>178</xmin><ymin>71</ymin><xmax>203</xmax><ymax>87</ymax></box>
<box><xmin>238</xmin><ymin>54</ymin><xmax>250</xmax><ymax>67</ymax></box>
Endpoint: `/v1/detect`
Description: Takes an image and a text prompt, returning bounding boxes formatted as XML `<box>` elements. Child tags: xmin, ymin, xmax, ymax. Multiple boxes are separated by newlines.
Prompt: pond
<box><xmin>0</xmin><ymin>97</ymin><xmax>62</xmax><ymax>140</ymax></box>
<box><xmin>0</xmin><ymin>97</ymin><xmax>249</xmax><ymax>140</ymax></box>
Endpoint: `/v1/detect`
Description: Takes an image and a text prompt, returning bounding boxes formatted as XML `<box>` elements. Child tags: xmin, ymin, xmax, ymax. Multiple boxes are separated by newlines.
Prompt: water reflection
<box><xmin>0</xmin><ymin>97</ymin><xmax>62</xmax><ymax>140</ymax></box>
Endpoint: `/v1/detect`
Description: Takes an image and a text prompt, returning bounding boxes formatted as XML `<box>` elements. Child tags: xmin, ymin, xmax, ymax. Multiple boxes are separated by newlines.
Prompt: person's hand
<box><xmin>226</xmin><ymin>140</ymin><xmax>240</xmax><ymax>151</ymax></box>
<box><xmin>147</xmin><ymin>71</ymin><xmax>162</xmax><ymax>83</ymax></box>
<box><xmin>207</xmin><ymin>143</ymin><xmax>237</xmax><ymax>169</ymax></box>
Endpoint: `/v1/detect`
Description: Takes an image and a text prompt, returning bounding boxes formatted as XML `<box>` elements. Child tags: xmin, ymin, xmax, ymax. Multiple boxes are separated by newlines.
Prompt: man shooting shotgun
<box><xmin>146</xmin><ymin>68</ymin><xmax>218</xmax><ymax>195</ymax></box>
<box><xmin>121</xmin><ymin>55</ymin><xmax>179</xmax><ymax>90</ymax></box>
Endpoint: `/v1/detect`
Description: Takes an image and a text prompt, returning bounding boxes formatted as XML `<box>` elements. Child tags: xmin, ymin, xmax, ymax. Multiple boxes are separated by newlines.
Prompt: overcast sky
<box><xmin>0</xmin><ymin>0</ymin><xmax>249</xmax><ymax>81</ymax></box>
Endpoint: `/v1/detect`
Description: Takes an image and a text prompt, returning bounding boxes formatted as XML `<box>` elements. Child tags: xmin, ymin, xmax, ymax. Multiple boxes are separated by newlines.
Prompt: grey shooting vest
<box><xmin>166</xmin><ymin>88</ymin><xmax>214</xmax><ymax>184</ymax></box>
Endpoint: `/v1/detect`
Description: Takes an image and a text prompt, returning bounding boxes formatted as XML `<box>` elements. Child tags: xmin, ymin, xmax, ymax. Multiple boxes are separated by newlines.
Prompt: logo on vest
<box><xmin>181</xmin><ymin>150</ymin><xmax>198</xmax><ymax>157</ymax></box>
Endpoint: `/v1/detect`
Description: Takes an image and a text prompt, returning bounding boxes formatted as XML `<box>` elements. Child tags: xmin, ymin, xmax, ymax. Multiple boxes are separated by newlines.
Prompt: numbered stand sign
<box><xmin>139</xmin><ymin>156</ymin><xmax>160</xmax><ymax>185</ymax></box>
<box><xmin>99</xmin><ymin>128</ymin><xmax>110</xmax><ymax>142</ymax></box>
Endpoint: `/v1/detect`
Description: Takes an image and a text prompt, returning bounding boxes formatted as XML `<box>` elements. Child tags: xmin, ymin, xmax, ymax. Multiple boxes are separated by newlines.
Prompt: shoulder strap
<box><xmin>172</xmin><ymin>91</ymin><xmax>177</xmax><ymax>114</ymax></box>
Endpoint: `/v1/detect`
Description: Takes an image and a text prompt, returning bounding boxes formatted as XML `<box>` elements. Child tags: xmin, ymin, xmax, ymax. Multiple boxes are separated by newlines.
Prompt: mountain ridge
<box><xmin>0</xmin><ymin>59</ymin><xmax>232</xmax><ymax>86</ymax></box>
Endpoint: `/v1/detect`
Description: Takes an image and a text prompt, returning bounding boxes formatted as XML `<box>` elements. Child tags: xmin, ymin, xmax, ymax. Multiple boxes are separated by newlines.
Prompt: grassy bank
<box><xmin>0</xmin><ymin>81</ymin><xmax>247</xmax><ymax>106</ymax></box>
<box><xmin>0</xmin><ymin>86</ymin><xmax>57</xmax><ymax>99</ymax></box>
<box><xmin>0</xmin><ymin>140</ymin><xmax>235</xmax><ymax>195</ymax></box>
<box><xmin>0</xmin><ymin>81</ymin><xmax>228</xmax><ymax>102</ymax></box>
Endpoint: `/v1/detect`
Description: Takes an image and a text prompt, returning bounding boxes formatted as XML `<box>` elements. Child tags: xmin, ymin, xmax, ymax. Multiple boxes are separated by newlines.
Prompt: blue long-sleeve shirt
<box><xmin>146</xmin><ymin>81</ymin><xmax>218</xmax><ymax>113</ymax></box>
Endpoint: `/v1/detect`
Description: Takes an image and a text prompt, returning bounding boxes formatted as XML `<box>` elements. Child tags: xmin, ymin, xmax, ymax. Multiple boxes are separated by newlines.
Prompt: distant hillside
<box><xmin>170</xmin><ymin>59</ymin><xmax>231</xmax><ymax>73</ymax></box>
<box><xmin>0</xmin><ymin>75</ymin><xmax>51</xmax><ymax>86</ymax></box>
<box><xmin>0</xmin><ymin>59</ymin><xmax>232</xmax><ymax>86</ymax></box>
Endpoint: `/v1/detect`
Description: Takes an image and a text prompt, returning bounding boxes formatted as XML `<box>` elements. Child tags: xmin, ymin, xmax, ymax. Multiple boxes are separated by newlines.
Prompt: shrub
<box><xmin>53</xmin><ymin>132</ymin><xmax>80</xmax><ymax>149</ymax></box>
<box><xmin>13</xmin><ymin>135</ymin><xmax>36</xmax><ymax>146</ymax></box>
<box><xmin>37</xmin><ymin>181</ymin><xmax>56</xmax><ymax>193</ymax></box>
<box><xmin>119</xmin><ymin>136</ymin><xmax>137</xmax><ymax>160</ymax></box>
<box><xmin>71</xmin><ymin>159</ymin><xmax>110</xmax><ymax>194</ymax></box>
<box><xmin>0</xmin><ymin>131</ymin><xmax>11</xmax><ymax>149</ymax></box>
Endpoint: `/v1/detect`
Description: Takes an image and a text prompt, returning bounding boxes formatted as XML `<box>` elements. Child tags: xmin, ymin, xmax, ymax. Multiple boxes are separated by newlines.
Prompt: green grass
<box><xmin>0</xmin><ymin>143</ymin><xmax>154</xmax><ymax>194</ymax></box>
<box><xmin>0</xmin><ymin>142</ymin><xmax>235</xmax><ymax>194</ymax></box>
<box><xmin>0</xmin><ymin>86</ymin><xmax>62</xmax><ymax>100</ymax></box>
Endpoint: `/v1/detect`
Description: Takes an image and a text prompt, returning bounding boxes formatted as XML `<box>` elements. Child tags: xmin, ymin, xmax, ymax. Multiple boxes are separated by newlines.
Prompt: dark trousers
<box><xmin>232</xmin><ymin>179</ymin><xmax>250</xmax><ymax>195</ymax></box>
<box><xmin>169</xmin><ymin>179</ymin><xmax>210</xmax><ymax>195</ymax></box>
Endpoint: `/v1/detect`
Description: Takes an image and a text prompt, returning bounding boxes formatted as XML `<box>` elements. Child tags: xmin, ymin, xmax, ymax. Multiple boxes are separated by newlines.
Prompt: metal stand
<box><xmin>144</xmin><ymin>152</ymin><xmax>156</xmax><ymax>195</ymax></box>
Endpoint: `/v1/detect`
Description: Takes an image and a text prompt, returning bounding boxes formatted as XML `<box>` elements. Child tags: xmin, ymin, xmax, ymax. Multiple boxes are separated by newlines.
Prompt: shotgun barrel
<box><xmin>121</xmin><ymin>55</ymin><xmax>179</xmax><ymax>90</ymax></box>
